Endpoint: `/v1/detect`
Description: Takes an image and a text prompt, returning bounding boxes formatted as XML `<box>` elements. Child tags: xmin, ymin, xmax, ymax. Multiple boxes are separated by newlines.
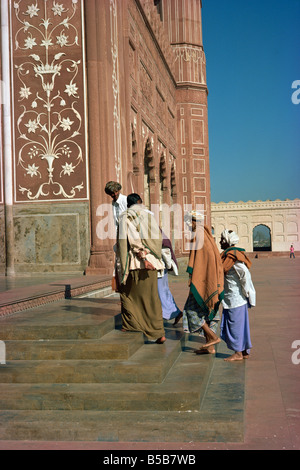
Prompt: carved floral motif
<box><xmin>12</xmin><ymin>0</ymin><xmax>87</xmax><ymax>201</ymax></box>
<box><xmin>110</xmin><ymin>0</ymin><xmax>122</xmax><ymax>181</ymax></box>
<box><xmin>174</xmin><ymin>45</ymin><xmax>206</xmax><ymax>85</ymax></box>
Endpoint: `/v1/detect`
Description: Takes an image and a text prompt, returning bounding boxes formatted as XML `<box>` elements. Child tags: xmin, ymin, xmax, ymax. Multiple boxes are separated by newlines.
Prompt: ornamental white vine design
<box><xmin>13</xmin><ymin>0</ymin><xmax>85</xmax><ymax>200</ymax></box>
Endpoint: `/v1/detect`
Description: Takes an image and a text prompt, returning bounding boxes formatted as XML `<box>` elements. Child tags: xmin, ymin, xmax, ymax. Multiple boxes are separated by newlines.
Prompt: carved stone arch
<box><xmin>131</xmin><ymin>125</ymin><xmax>139</xmax><ymax>175</ymax></box>
<box><xmin>127</xmin><ymin>172</ymin><xmax>135</xmax><ymax>194</ymax></box>
<box><xmin>144</xmin><ymin>137</ymin><xmax>155</xmax><ymax>208</ymax></box>
<box><xmin>154</xmin><ymin>0</ymin><xmax>163</xmax><ymax>21</ymax></box>
<box><xmin>159</xmin><ymin>153</ymin><xmax>167</xmax><ymax>191</ymax></box>
<box><xmin>144</xmin><ymin>137</ymin><xmax>155</xmax><ymax>182</ymax></box>
<box><xmin>170</xmin><ymin>161</ymin><xmax>177</xmax><ymax>200</ymax></box>
<box><xmin>253</xmin><ymin>224</ymin><xmax>272</xmax><ymax>252</ymax></box>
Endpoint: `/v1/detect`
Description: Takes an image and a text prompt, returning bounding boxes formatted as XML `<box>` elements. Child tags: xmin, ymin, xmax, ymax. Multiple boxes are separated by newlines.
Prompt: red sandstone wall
<box><xmin>127</xmin><ymin>0</ymin><xmax>178</xmax><ymax>205</ymax></box>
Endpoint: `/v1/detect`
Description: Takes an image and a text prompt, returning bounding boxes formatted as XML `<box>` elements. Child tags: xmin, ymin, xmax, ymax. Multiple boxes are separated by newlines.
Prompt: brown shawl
<box><xmin>221</xmin><ymin>247</ymin><xmax>252</xmax><ymax>274</ymax></box>
<box><xmin>187</xmin><ymin>225</ymin><xmax>224</xmax><ymax>320</ymax></box>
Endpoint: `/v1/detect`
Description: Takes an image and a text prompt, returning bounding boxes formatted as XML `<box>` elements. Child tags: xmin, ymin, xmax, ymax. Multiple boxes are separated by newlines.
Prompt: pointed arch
<box><xmin>144</xmin><ymin>137</ymin><xmax>155</xmax><ymax>208</ymax></box>
<box><xmin>253</xmin><ymin>224</ymin><xmax>272</xmax><ymax>251</ymax></box>
<box><xmin>131</xmin><ymin>125</ymin><xmax>139</xmax><ymax>175</ymax></box>
<box><xmin>159</xmin><ymin>153</ymin><xmax>167</xmax><ymax>191</ymax></box>
<box><xmin>170</xmin><ymin>161</ymin><xmax>177</xmax><ymax>201</ymax></box>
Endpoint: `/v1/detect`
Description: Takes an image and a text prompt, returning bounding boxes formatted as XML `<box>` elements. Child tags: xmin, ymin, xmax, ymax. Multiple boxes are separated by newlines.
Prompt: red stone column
<box><xmin>84</xmin><ymin>0</ymin><xmax>131</xmax><ymax>274</ymax></box>
<box><xmin>0</xmin><ymin>8</ymin><xmax>5</xmax><ymax>274</ymax></box>
<box><xmin>84</xmin><ymin>0</ymin><xmax>116</xmax><ymax>274</ymax></box>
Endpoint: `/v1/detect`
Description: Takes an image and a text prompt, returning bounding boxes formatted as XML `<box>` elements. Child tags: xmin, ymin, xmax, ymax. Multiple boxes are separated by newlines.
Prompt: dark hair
<box><xmin>104</xmin><ymin>181</ymin><xmax>122</xmax><ymax>195</ymax></box>
<box><xmin>127</xmin><ymin>193</ymin><xmax>142</xmax><ymax>208</ymax></box>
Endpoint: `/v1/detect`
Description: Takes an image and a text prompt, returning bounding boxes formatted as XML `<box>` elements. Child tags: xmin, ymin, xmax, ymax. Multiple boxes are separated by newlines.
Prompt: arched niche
<box><xmin>170</xmin><ymin>162</ymin><xmax>177</xmax><ymax>202</ymax></box>
<box><xmin>144</xmin><ymin>137</ymin><xmax>155</xmax><ymax>208</ymax></box>
<box><xmin>159</xmin><ymin>153</ymin><xmax>167</xmax><ymax>203</ymax></box>
<box><xmin>253</xmin><ymin>224</ymin><xmax>272</xmax><ymax>251</ymax></box>
<box><xmin>131</xmin><ymin>126</ymin><xmax>139</xmax><ymax>175</ymax></box>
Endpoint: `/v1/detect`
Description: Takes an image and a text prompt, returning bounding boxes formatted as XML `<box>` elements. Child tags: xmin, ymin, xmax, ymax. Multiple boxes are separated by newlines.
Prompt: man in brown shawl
<box><xmin>182</xmin><ymin>211</ymin><xmax>224</xmax><ymax>354</ymax></box>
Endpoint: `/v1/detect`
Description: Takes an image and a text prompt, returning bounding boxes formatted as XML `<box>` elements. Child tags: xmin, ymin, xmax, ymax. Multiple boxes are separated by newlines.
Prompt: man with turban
<box><xmin>182</xmin><ymin>211</ymin><xmax>224</xmax><ymax>353</ymax></box>
<box><xmin>220</xmin><ymin>229</ymin><xmax>256</xmax><ymax>361</ymax></box>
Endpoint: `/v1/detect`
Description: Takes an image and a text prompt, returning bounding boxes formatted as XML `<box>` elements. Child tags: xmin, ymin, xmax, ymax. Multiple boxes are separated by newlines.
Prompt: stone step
<box><xmin>0</xmin><ymin>339</ymin><xmax>245</xmax><ymax>442</ymax></box>
<box><xmin>0</xmin><ymin>382</ymin><xmax>201</xmax><ymax>412</ymax></box>
<box><xmin>0</xmin><ymin>301</ymin><xmax>122</xmax><ymax>341</ymax></box>
<box><xmin>0</xmin><ymin>292</ymin><xmax>246</xmax><ymax>443</ymax></box>
<box><xmin>0</xmin><ymin>331</ymin><xmax>245</xmax><ymax>443</ymax></box>
<box><xmin>200</xmin><ymin>339</ymin><xmax>246</xmax><ymax>430</ymax></box>
<box><xmin>0</xmin><ymin>275</ymin><xmax>112</xmax><ymax>317</ymax></box>
<box><xmin>4</xmin><ymin>329</ymin><xmax>144</xmax><ymax>361</ymax></box>
<box><xmin>0</xmin><ymin>334</ymin><xmax>213</xmax><ymax>412</ymax></box>
<box><xmin>0</xmin><ymin>331</ymin><xmax>184</xmax><ymax>384</ymax></box>
<box><xmin>0</xmin><ymin>319</ymin><xmax>115</xmax><ymax>341</ymax></box>
<box><xmin>0</xmin><ymin>408</ymin><xmax>243</xmax><ymax>443</ymax></box>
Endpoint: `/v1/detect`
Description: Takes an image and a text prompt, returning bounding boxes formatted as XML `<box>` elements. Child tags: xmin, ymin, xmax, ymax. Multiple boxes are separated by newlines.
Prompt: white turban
<box><xmin>184</xmin><ymin>210</ymin><xmax>204</xmax><ymax>222</ymax></box>
<box><xmin>184</xmin><ymin>210</ymin><xmax>204</xmax><ymax>229</ymax></box>
<box><xmin>221</xmin><ymin>229</ymin><xmax>239</xmax><ymax>246</ymax></box>
<box><xmin>190</xmin><ymin>210</ymin><xmax>204</xmax><ymax>221</ymax></box>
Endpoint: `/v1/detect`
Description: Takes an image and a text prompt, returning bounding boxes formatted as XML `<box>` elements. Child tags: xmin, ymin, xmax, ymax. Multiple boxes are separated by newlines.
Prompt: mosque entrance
<box><xmin>253</xmin><ymin>224</ymin><xmax>272</xmax><ymax>251</ymax></box>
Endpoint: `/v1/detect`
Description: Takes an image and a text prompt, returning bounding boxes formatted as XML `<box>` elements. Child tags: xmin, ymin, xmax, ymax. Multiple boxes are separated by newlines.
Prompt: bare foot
<box><xmin>195</xmin><ymin>347</ymin><xmax>215</xmax><ymax>355</ymax></box>
<box><xmin>242</xmin><ymin>350</ymin><xmax>250</xmax><ymax>359</ymax></box>
<box><xmin>224</xmin><ymin>352</ymin><xmax>244</xmax><ymax>362</ymax></box>
<box><xmin>203</xmin><ymin>337</ymin><xmax>221</xmax><ymax>348</ymax></box>
<box><xmin>156</xmin><ymin>336</ymin><xmax>166</xmax><ymax>344</ymax></box>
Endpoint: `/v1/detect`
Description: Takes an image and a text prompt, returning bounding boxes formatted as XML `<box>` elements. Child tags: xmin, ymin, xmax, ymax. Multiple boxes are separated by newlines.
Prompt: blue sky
<box><xmin>201</xmin><ymin>0</ymin><xmax>300</xmax><ymax>203</ymax></box>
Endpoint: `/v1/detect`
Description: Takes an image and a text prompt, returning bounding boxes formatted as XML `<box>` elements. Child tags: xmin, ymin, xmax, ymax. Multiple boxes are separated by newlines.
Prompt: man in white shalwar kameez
<box><xmin>220</xmin><ymin>229</ymin><xmax>256</xmax><ymax>361</ymax></box>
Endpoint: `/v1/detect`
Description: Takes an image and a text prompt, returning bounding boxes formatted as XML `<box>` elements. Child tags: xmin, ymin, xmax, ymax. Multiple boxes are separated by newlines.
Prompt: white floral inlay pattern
<box><xmin>12</xmin><ymin>0</ymin><xmax>86</xmax><ymax>201</ymax></box>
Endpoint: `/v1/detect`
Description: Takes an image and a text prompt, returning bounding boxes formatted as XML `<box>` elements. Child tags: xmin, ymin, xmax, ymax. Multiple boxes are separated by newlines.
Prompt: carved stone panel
<box><xmin>10</xmin><ymin>0</ymin><xmax>88</xmax><ymax>202</ymax></box>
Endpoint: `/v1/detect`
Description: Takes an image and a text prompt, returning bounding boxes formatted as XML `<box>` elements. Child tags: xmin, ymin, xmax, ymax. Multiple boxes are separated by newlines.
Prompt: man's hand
<box><xmin>144</xmin><ymin>259</ymin><xmax>155</xmax><ymax>270</ymax></box>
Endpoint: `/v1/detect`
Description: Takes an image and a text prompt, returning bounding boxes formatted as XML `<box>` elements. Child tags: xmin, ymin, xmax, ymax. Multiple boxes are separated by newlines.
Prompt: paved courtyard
<box><xmin>0</xmin><ymin>256</ymin><xmax>299</xmax><ymax>450</ymax></box>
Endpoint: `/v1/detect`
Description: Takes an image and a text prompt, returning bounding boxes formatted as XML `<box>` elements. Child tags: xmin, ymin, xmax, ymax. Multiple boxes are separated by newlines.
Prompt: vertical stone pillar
<box><xmin>1</xmin><ymin>0</ymin><xmax>14</xmax><ymax>275</ymax></box>
<box><xmin>163</xmin><ymin>0</ymin><xmax>211</xmax><ymax>228</ymax></box>
<box><xmin>0</xmin><ymin>3</ymin><xmax>5</xmax><ymax>274</ymax></box>
<box><xmin>84</xmin><ymin>0</ymin><xmax>129</xmax><ymax>274</ymax></box>
<box><xmin>84</xmin><ymin>0</ymin><xmax>113</xmax><ymax>274</ymax></box>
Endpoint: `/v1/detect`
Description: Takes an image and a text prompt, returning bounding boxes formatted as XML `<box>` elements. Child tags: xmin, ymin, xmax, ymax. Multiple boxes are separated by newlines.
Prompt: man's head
<box><xmin>105</xmin><ymin>181</ymin><xmax>122</xmax><ymax>202</ymax></box>
<box><xmin>184</xmin><ymin>210</ymin><xmax>204</xmax><ymax>232</ymax></box>
<box><xmin>220</xmin><ymin>229</ymin><xmax>239</xmax><ymax>250</ymax></box>
<box><xmin>127</xmin><ymin>193</ymin><xmax>142</xmax><ymax>208</ymax></box>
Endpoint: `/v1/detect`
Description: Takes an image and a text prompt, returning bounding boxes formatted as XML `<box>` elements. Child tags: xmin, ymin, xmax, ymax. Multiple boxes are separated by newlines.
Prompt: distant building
<box><xmin>0</xmin><ymin>0</ymin><xmax>211</xmax><ymax>275</ymax></box>
<box><xmin>211</xmin><ymin>199</ymin><xmax>300</xmax><ymax>253</ymax></box>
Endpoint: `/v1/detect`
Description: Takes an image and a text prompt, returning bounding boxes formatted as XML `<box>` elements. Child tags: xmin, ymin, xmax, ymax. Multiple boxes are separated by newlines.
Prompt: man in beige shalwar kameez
<box><xmin>117</xmin><ymin>196</ymin><xmax>166</xmax><ymax>343</ymax></box>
